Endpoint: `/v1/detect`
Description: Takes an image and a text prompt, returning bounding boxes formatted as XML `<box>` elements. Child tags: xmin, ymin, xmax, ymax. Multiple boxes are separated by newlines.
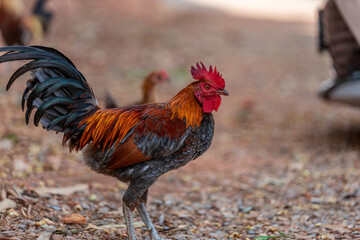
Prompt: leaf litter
<box><xmin>0</xmin><ymin>0</ymin><xmax>360</xmax><ymax>240</ymax></box>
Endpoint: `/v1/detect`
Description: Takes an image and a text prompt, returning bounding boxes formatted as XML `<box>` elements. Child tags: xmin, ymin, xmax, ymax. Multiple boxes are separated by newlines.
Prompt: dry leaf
<box><xmin>34</xmin><ymin>218</ymin><xmax>56</xmax><ymax>226</ymax></box>
<box><xmin>323</xmin><ymin>224</ymin><xmax>351</xmax><ymax>234</ymax></box>
<box><xmin>62</xmin><ymin>214</ymin><xmax>87</xmax><ymax>224</ymax></box>
<box><xmin>85</xmin><ymin>221</ymin><xmax>145</xmax><ymax>231</ymax></box>
<box><xmin>35</xmin><ymin>184</ymin><xmax>89</xmax><ymax>197</ymax></box>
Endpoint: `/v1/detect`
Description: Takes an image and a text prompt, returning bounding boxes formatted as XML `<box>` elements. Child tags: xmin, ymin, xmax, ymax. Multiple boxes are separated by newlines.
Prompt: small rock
<box><xmin>88</xmin><ymin>194</ymin><xmax>97</xmax><ymax>201</ymax></box>
<box><xmin>242</xmin><ymin>206</ymin><xmax>253</xmax><ymax>213</ymax></box>
<box><xmin>17</xmin><ymin>224</ymin><xmax>26</xmax><ymax>230</ymax></box>
<box><xmin>81</xmin><ymin>202</ymin><xmax>90</xmax><ymax>210</ymax></box>
<box><xmin>36</xmin><ymin>231</ymin><xmax>52</xmax><ymax>240</ymax></box>
<box><xmin>14</xmin><ymin>159</ymin><xmax>29</xmax><ymax>172</ymax></box>
<box><xmin>197</xmin><ymin>209</ymin><xmax>206</xmax><ymax>215</ymax></box>
<box><xmin>210</xmin><ymin>231</ymin><xmax>227</xmax><ymax>238</ymax></box>
<box><xmin>133</xmin><ymin>222</ymin><xmax>145</xmax><ymax>228</ymax></box>
<box><xmin>0</xmin><ymin>139</ymin><xmax>13</xmax><ymax>150</ymax></box>
<box><xmin>0</xmin><ymin>199</ymin><xmax>17</xmax><ymax>213</ymax></box>
<box><xmin>48</xmin><ymin>205</ymin><xmax>61</xmax><ymax>211</ymax></box>
<box><xmin>98</xmin><ymin>207</ymin><xmax>110</xmax><ymax>213</ymax></box>
<box><xmin>173</xmin><ymin>234</ymin><xmax>195</xmax><ymax>240</ymax></box>
<box><xmin>49</xmin><ymin>199</ymin><xmax>59</xmax><ymax>206</ymax></box>
<box><xmin>65</xmin><ymin>236</ymin><xmax>77</xmax><ymax>240</ymax></box>
<box><xmin>158</xmin><ymin>213</ymin><xmax>165</xmax><ymax>225</ymax></box>
<box><xmin>51</xmin><ymin>234</ymin><xmax>63</xmax><ymax>240</ymax></box>
<box><xmin>310</xmin><ymin>198</ymin><xmax>324</xmax><ymax>204</ymax></box>
<box><xmin>98</xmin><ymin>201</ymin><xmax>109</xmax><ymax>207</ymax></box>
<box><xmin>177</xmin><ymin>224</ymin><xmax>187</xmax><ymax>230</ymax></box>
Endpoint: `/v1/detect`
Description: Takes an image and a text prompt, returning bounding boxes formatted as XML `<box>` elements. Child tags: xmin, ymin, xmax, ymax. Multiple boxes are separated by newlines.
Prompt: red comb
<box><xmin>159</xmin><ymin>70</ymin><xmax>170</xmax><ymax>80</ymax></box>
<box><xmin>190</xmin><ymin>62</ymin><xmax>225</xmax><ymax>89</ymax></box>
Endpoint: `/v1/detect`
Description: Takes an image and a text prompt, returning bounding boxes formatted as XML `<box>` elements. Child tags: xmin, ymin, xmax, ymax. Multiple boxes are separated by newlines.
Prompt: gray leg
<box><xmin>123</xmin><ymin>202</ymin><xmax>136</xmax><ymax>240</ymax></box>
<box><xmin>122</xmin><ymin>179</ymin><xmax>159</xmax><ymax>239</ymax></box>
<box><xmin>136</xmin><ymin>202</ymin><xmax>160</xmax><ymax>240</ymax></box>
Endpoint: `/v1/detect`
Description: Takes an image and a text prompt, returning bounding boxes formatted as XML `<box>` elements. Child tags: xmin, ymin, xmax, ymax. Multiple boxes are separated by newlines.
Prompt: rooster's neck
<box><xmin>167</xmin><ymin>83</ymin><xmax>203</xmax><ymax>127</ymax></box>
<box><xmin>141</xmin><ymin>77</ymin><xmax>156</xmax><ymax>104</ymax></box>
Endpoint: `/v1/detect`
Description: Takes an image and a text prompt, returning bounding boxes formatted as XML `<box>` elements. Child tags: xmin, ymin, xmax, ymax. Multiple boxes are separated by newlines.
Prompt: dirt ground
<box><xmin>0</xmin><ymin>0</ymin><xmax>359</xmax><ymax>239</ymax></box>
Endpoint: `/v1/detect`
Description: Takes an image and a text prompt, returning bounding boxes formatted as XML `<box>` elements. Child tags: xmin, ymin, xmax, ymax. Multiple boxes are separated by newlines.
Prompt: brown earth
<box><xmin>0</xmin><ymin>0</ymin><xmax>359</xmax><ymax>239</ymax></box>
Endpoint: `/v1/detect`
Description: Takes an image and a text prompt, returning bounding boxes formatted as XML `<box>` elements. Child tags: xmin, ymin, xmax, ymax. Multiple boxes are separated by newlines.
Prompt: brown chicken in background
<box><xmin>0</xmin><ymin>0</ymin><xmax>52</xmax><ymax>46</ymax></box>
<box><xmin>0</xmin><ymin>46</ymin><xmax>228</xmax><ymax>240</ymax></box>
<box><xmin>105</xmin><ymin>70</ymin><xmax>170</xmax><ymax>108</ymax></box>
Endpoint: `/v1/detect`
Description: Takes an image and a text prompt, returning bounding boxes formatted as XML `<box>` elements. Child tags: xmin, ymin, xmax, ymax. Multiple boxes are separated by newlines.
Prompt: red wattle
<box><xmin>202</xmin><ymin>95</ymin><xmax>221</xmax><ymax>113</ymax></box>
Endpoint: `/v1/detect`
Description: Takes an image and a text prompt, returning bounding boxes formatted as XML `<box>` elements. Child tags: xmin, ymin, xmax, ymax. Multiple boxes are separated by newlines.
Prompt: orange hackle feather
<box><xmin>166</xmin><ymin>82</ymin><xmax>203</xmax><ymax>128</ymax></box>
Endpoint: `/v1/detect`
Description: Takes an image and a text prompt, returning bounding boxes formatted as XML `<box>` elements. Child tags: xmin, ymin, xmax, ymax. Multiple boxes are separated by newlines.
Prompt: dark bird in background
<box><xmin>0</xmin><ymin>0</ymin><xmax>52</xmax><ymax>46</ymax></box>
<box><xmin>32</xmin><ymin>0</ymin><xmax>52</xmax><ymax>35</ymax></box>
<box><xmin>0</xmin><ymin>46</ymin><xmax>229</xmax><ymax>240</ymax></box>
<box><xmin>105</xmin><ymin>70</ymin><xmax>170</xmax><ymax>108</ymax></box>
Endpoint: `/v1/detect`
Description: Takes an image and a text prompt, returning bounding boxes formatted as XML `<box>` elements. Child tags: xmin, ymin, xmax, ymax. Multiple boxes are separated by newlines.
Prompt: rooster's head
<box><xmin>191</xmin><ymin>62</ymin><xmax>229</xmax><ymax>113</ymax></box>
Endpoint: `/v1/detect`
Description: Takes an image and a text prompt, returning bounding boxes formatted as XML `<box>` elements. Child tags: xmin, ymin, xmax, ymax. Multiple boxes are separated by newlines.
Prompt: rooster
<box><xmin>0</xmin><ymin>0</ymin><xmax>52</xmax><ymax>46</ymax></box>
<box><xmin>0</xmin><ymin>46</ymin><xmax>229</xmax><ymax>240</ymax></box>
<box><xmin>105</xmin><ymin>70</ymin><xmax>170</xmax><ymax>108</ymax></box>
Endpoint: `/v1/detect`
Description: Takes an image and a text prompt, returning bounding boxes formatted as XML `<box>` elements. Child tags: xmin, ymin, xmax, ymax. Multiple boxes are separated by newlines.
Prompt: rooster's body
<box><xmin>0</xmin><ymin>0</ymin><xmax>52</xmax><ymax>45</ymax></box>
<box><xmin>0</xmin><ymin>46</ymin><xmax>228</xmax><ymax>240</ymax></box>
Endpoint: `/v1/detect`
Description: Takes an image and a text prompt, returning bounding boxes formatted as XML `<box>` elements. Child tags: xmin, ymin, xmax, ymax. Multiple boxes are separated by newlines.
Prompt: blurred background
<box><xmin>1</xmin><ymin>0</ymin><xmax>359</xmax><ymax>239</ymax></box>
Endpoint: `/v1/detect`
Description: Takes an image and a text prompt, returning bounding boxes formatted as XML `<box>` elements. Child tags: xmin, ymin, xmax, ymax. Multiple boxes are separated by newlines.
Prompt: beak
<box><xmin>217</xmin><ymin>89</ymin><xmax>229</xmax><ymax>96</ymax></box>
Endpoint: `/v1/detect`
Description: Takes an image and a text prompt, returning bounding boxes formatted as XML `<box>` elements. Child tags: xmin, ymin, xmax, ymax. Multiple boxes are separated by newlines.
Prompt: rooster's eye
<box><xmin>204</xmin><ymin>84</ymin><xmax>210</xmax><ymax>90</ymax></box>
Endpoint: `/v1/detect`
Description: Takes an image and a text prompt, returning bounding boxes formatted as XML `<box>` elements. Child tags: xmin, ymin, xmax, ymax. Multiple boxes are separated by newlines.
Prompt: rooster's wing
<box><xmin>81</xmin><ymin>104</ymin><xmax>192</xmax><ymax>170</ymax></box>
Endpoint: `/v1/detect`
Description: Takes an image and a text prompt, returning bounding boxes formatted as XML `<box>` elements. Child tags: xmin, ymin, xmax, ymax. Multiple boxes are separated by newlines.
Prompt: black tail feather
<box><xmin>34</xmin><ymin>97</ymin><xmax>74</xmax><ymax>126</ymax></box>
<box><xmin>32</xmin><ymin>46</ymin><xmax>77</xmax><ymax>68</ymax></box>
<box><xmin>7</xmin><ymin>60</ymin><xmax>78</xmax><ymax>90</ymax></box>
<box><xmin>0</xmin><ymin>46</ymin><xmax>98</xmax><ymax>148</ymax></box>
